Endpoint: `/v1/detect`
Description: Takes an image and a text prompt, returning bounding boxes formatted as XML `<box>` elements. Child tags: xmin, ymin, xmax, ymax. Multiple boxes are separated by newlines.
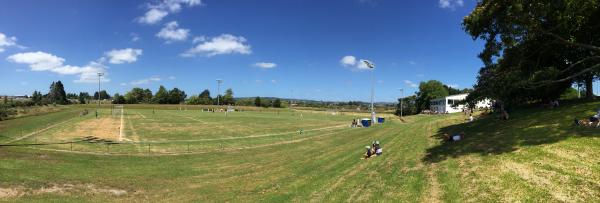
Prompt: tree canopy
<box><xmin>463</xmin><ymin>0</ymin><xmax>600</xmax><ymax>105</ymax></box>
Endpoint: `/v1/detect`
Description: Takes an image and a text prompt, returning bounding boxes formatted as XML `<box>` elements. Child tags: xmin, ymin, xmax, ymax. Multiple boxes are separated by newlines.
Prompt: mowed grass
<box><xmin>0</xmin><ymin>102</ymin><xmax>599</xmax><ymax>202</ymax></box>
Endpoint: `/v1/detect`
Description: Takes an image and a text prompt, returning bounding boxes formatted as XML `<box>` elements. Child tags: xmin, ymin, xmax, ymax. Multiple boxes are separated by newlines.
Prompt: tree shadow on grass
<box><xmin>423</xmin><ymin>101</ymin><xmax>600</xmax><ymax>164</ymax></box>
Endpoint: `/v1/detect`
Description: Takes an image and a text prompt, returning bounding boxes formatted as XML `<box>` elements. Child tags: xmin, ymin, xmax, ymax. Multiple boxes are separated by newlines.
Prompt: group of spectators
<box><xmin>575</xmin><ymin>108</ymin><xmax>600</xmax><ymax>127</ymax></box>
<box><xmin>364</xmin><ymin>140</ymin><xmax>383</xmax><ymax>159</ymax></box>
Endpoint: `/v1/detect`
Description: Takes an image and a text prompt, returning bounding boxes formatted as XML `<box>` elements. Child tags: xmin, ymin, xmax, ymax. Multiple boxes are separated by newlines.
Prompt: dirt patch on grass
<box><xmin>54</xmin><ymin>118</ymin><xmax>120</xmax><ymax>141</ymax></box>
<box><xmin>0</xmin><ymin>187</ymin><xmax>23</xmax><ymax>198</ymax></box>
<box><xmin>1</xmin><ymin>184</ymin><xmax>129</xmax><ymax>199</ymax></box>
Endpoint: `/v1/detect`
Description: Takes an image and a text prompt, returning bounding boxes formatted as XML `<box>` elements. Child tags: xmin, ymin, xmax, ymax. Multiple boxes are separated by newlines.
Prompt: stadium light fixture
<box><xmin>362</xmin><ymin>60</ymin><xmax>376</xmax><ymax>124</ymax></box>
<box><xmin>97</xmin><ymin>72</ymin><xmax>104</xmax><ymax>118</ymax></box>
<box><xmin>216</xmin><ymin>79</ymin><xmax>223</xmax><ymax>106</ymax></box>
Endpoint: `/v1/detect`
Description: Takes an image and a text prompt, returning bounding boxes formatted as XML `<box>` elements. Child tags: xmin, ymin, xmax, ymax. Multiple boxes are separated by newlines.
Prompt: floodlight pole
<box><xmin>362</xmin><ymin>60</ymin><xmax>376</xmax><ymax>124</ymax></box>
<box><xmin>398</xmin><ymin>88</ymin><xmax>404</xmax><ymax>118</ymax></box>
<box><xmin>216</xmin><ymin>79</ymin><xmax>223</xmax><ymax>106</ymax></box>
<box><xmin>97</xmin><ymin>72</ymin><xmax>104</xmax><ymax>118</ymax></box>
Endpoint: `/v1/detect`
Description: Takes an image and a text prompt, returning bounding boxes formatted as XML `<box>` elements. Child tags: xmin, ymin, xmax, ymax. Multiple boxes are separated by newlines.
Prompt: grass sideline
<box><xmin>0</xmin><ymin>101</ymin><xmax>598</xmax><ymax>202</ymax></box>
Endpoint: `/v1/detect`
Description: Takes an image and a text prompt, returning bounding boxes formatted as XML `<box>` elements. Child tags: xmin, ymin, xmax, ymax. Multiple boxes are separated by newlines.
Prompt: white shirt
<box><xmin>376</xmin><ymin>148</ymin><xmax>382</xmax><ymax>154</ymax></box>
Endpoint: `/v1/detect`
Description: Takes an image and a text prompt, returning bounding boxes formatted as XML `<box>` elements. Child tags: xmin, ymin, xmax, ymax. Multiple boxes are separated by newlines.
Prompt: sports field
<box><xmin>0</xmin><ymin>103</ymin><xmax>599</xmax><ymax>202</ymax></box>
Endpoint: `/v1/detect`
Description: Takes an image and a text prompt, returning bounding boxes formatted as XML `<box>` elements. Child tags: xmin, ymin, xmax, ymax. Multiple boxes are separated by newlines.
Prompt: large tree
<box><xmin>415</xmin><ymin>80</ymin><xmax>449</xmax><ymax>112</ymax></box>
<box><xmin>168</xmin><ymin>88</ymin><xmax>187</xmax><ymax>104</ymax></box>
<box><xmin>47</xmin><ymin>81</ymin><xmax>68</xmax><ymax>104</ymax></box>
<box><xmin>222</xmin><ymin>88</ymin><xmax>234</xmax><ymax>105</ymax></box>
<box><xmin>153</xmin><ymin>86</ymin><xmax>169</xmax><ymax>104</ymax></box>
<box><xmin>463</xmin><ymin>0</ymin><xmax>600</xmax><ymax>103</ymax></box>
<box><xmin>198</xmin><ymin>89</ymin><xmax>212</xmax><ymax>105</ymax></box>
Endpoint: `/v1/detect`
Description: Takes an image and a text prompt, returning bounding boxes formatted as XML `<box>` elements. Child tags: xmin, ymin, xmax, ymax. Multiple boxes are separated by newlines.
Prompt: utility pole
<box><xmin>216</xmin><ymin>79</ymin><xmax>223</xmax><ymax>106</ymax></box>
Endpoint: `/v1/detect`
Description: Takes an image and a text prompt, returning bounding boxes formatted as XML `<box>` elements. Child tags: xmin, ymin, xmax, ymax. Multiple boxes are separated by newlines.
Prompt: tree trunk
<box><xmin>585</xmin><ymin>75</ymin><xmax>594</xmax><ymax>100</ymax></box>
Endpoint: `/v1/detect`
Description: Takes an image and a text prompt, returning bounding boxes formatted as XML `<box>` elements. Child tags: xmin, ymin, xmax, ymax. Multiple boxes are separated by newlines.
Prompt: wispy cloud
<box><xmin>253</xmin><ymin>62</ymin><xmax>277</xmax><ymax>69</ymax></box>
<box><xmin>404</xmin><ymin>80</ymin><xmax>418</xmax><ymax>88</ymax></box>
<box><xmin>130</xmin><ymin>76</ymin><xmax>161</xmax><ymax>85</ymax></box>
<box><xmin>408</xmin><ymin>61</ymin><xmax>417</xmax><ymax>65</ymax></box>
<box><xmin>131</xmin><ymin>33</ymin><xmax>141</xmax><ymax>42</ymax></box>
<box><xmin>0</xmin><ymin>32</ymin><xmax>24</xmax><ymax>52</ymax></box>
<box><xmin>439</xmin><ymin>0</ymin><xmax>464</xmax><ymax>10</ymax></box>
<box><xmin>448</xmin><ymin>84</ymin><xmax>459</xmax><ymax>88</ymax></box>
<box><xmin>136</xmin><ymin>0</ymin><xmax>202</xmax><ymax>25</ymax></box>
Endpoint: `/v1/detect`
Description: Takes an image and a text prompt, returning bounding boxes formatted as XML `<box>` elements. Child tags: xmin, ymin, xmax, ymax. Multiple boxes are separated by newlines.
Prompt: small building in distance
<box><xmin>430</xmin><ymin>93</ymin><xmax>491</xmax><ymax>113</ymax></box>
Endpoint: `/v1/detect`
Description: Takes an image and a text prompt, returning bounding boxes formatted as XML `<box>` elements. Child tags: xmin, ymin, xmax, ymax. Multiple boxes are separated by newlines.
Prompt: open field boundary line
<box><xmin>6</xmin><ymin>117</ymin><xmax>78</xmax><ymax>144</ymax></box>
<box><xmin>128</xmin><ymin>123</ymin><xmax>350</xmax><ymax>143</ymax></box>
<box><xmin>17</xmin><ymin>127</ymin><xmax>355</xmax><ymax>156</ymax></box>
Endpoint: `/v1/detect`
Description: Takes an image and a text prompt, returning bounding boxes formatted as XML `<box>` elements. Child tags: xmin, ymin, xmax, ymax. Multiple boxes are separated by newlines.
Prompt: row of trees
<box><xmin>113</xmin><ymin>86</ymin><xmax>187</xmax><ymax>104</ymax></box>
<box><xmin>462</xmin><ymin>0</ymin><xmax>600</xmax><ymax>107</ymax></box>
<box><xmin>186</xmin><ymin>88</ymin><xmax>234</xmax><ymax>105</ymax></box>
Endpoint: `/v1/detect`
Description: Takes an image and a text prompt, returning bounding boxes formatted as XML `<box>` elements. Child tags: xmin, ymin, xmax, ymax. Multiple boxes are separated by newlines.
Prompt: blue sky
<box><xmin>1</xmin><ymin>0</ymin><xmax>494</xmax><ymax>102</ymax></box>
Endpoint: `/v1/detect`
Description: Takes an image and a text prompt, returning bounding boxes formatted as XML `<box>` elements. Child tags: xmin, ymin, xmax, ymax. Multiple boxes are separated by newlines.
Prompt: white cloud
<box><xmin>131</xmin><ymin>33</ymin><xmax>141</xmax><ymax>42</ymax></box>
<box><xmin>136</xmin><ymin>0</ymin><xmax>202</xmax><ymax>25</ymax></box>
<box><xmin>104</xmin><ymin>48</ymin><xmax>142</xmax><ymax>64</ymax></box>
<box><xmin>138</xmin><ymin>8</ymin><xmax>169</xmax><ymax>24</ymax></box>
<box><xmin>168</xmin><ymin>76</ymin><xmax>176</xmax><ymax>80</ymax></box>
<box><xmin>156</xmin><ymin>21</ymin><xmax>190</xmax><ymax>42</ymax></box>
<box><xmin>7</xmin><ymin>51</ymin><xmax>110</xmax><ymax>83</ymax></box>
<box><xmin>408</xmin><ymin>61</ymin><xmax>417</xmax><ymax>65</ymax></box>
<box><xmin>448</xmin><ymin>84</ymin><xmax>459</xmax><ymax>88</ymax></box>
<box><xmin>182</xmin><ymin>34</ymin><xmax>251</xmax><ymax>57</ymax></box>
<box><xmin>0</xmin><ymin>32</ymin><xmax>19</xmax><ymax>52</ymax></box>
<box><xmin>340</xmin><ymin>55</ymin><xmax>357</xmax><ymax>66</ymax></box>
<box><xmin>192</xmin><ymin>36</ymin><xmax>206</xmax><ymax>43</ymax></box>
<box><xmin>270</xmin><ymin>79</ymin><xmax>278</xmax><ymax>84</ymax></box>
<box><xmin>439</xmin><ymin>0</ymin><xmax>464</xmax><ymax>9</ymax></box>
<box><xmin>404</xmin><ymin>80</ymin><xmax>418</xmax><ymax>88</ymax></box>
<box><xmin>340</xmin><ymin>55</ymin><xmax>372</xmax><ymax>71</ymax></box>
<box><xmin>130</xmin><ymin>76</ymin><xmax>161</xmax><ymax>85</ymax></box>
<box><xmin>7</xmin><ymin>51</ymin><xmax>65</xmax><ymax>71</ymax></box>
<box><xmin>120</xmin><ymin>83</ymin><xmax>127</xmax><ymax>86</ymax></box>
<box><xmin>15</xmin><ymin>68</ymin><xmax>25</xmax><ymax>72</ymax></box>
<box><xmin>253</xmin><ymin>62</ymin><xmax>277</xmax><ymax>69</ymax></box>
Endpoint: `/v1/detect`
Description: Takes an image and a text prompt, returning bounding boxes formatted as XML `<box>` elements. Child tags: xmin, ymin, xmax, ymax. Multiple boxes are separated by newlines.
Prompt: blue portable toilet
<box><xmin>377</xmin><ymin>117</ymin><xmax>385</xmax><ymax>123</ymax></box>
<box><xmin>361</xmin><ymin>119</ymin><xmax>372</xmax><ymax>127</ymax></box>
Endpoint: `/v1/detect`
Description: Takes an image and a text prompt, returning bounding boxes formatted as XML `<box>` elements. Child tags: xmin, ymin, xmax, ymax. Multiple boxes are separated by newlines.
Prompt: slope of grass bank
<box><xmin>0</xmin><ymin>101</ymin><xmax>598</xmax><ymax>202</ymax></box>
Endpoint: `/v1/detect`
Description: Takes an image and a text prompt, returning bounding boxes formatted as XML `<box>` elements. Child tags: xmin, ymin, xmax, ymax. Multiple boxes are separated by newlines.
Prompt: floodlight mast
<box><xmin>216</xmin><ymin>79</ymin><xmax>223</xmax><ymax>106</ymax></box>
<box><xmin>362</xmin><ymin>60</ymin><xmax>376</xmax><ymax>124</ymax></box>
<box><xmin>97</xmin><ymin>72</ymin><xmax>104</xmax><ymax>118</ymax></box>
<box><xmin>398</xmin><ymin>88</ymin><xmax>404</xmax><ymax>118</ymax></box>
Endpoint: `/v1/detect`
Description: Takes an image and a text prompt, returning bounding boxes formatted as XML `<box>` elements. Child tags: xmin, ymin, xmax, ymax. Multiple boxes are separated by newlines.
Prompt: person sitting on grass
<box><xmin>375</xmin><ymin>141</ymin><xmax>382</xmax><ymax>156</ymax></box>
<box><xmin>364</xmin><ymin>146</ymin><xmax>373</xmax><ymax>159</ymax></box>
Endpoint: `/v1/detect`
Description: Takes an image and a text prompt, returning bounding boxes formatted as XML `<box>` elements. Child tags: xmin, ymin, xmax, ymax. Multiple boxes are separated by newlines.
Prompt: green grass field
<box><xmin>0</xmin><ymin>102</ymin><xmax>598</xmax><ymax>202</ymax></box>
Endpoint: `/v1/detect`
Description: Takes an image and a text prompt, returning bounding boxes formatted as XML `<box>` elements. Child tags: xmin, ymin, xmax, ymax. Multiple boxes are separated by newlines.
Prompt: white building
<box><xmin>430</xmin><ymin>93</ymin><xmax>491</xmax><ymax>113</ymax></box>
